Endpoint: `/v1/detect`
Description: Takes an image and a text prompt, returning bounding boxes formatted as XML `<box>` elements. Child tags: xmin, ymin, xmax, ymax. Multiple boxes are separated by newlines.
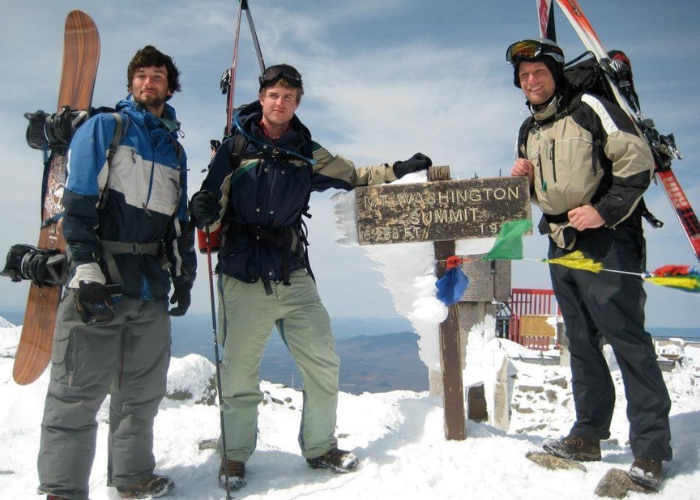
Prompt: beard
<box><xmin>133</xmin><ymin>89</ymin><xmax>169</xmax><ymax>111</ymax></box>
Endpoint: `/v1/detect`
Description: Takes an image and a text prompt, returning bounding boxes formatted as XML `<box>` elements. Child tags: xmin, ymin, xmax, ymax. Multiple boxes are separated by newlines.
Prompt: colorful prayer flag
<box><xmin>435</xmin><ymin>256</ymin><xmax>470</xmax><ymax>306</ymax></box>
<box><xmin>545</xmin><ymin>250</ymin><xmax>603</xmax><ymax>273</ymax></box>
<box><xmin>481</xmin><ymin>219</ymin><xmax>533</xmax><ymax>261</ymax></box>
<box><xmin>645</xmin><ymin>265</ymin><xmax>700</xmax><ymax>293</ymax></box>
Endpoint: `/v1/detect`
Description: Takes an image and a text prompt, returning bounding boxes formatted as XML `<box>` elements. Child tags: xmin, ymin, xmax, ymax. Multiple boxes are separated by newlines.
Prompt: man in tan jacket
<box><xmin>507</xmin><ymin>38</ymin><xmax>671</xmax><ymax>492</ymax></box>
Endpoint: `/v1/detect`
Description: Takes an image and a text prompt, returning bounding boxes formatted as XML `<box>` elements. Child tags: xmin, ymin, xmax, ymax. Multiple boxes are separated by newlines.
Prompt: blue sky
<box><xmin>0</xmin><ymin>0</ymin><xmax>697</xmax><ymax>327</ymax></box>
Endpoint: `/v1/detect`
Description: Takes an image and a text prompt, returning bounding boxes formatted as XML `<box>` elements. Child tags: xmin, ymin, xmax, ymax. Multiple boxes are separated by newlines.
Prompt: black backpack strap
<box><xmin>230</xmin><ymin>133</ymin><xmax>249</xmax><ymax>172</ymax></box>
<box><xmin>638</xmin><ymin>197</ymin><xmax>664</xmax><ymax>229</ymax></box>
<box><xmin>108</xmin><ymin>112</ymin><xmax>124</xmax><ymax>163</ymax></box>
<box><xmin>169</xmin><ymin>137</ymin><xmax>184</xmax><ymax>167</ymax></box>
<box><xmin>99</xmin><ymin>240</ymin><xmax>165</xmax><ymax>285</ymax></box>
<box><xmin>220</xmin><ymin>132</ymin><xmax>249</xmax><ymax>219</ymax></box>
<box><xmin>98</xmin><ymin>112</ymin><xmax>128</xmax><ymax>210</ymax></box>
<box><xmin>517</xmin><ymin>116</ymin><xmax>535</xmax><ymax>159</ymax></box>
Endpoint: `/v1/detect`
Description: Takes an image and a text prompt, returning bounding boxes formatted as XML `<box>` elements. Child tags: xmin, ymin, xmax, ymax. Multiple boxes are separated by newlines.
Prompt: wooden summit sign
<box><xmin>356</xmin><ymin>175</ymin><xmax>531</xmax><ymax>245</ymax></box>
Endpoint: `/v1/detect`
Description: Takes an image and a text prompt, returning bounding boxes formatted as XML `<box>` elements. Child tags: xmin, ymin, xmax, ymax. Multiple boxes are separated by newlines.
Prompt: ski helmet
<box><xmin>506</xmin><ymin>38</ymin><xmax>565</xmax><ymax>88</ymax></box>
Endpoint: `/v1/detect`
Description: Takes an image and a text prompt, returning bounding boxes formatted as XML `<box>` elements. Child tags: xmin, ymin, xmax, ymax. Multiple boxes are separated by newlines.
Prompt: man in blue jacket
<box><xmin>191</xmin><ymin>63</ymin><xmax>431</xmax><ymax>490</ymax></box>
<box><xmin>37</xmin><ymin>46</ymin><xmax>196</xmax><ymax>500</ymax></box>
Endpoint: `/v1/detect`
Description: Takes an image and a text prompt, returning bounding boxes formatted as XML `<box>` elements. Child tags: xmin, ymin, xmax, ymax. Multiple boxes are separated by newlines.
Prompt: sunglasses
<box><xmin>506</xmin><ymin>39</ymin><xmax>565</xmax><ymax>65</ymax></box>
<box><xmin>259</xmin><ymin>64</ymin><xmax>303</xmax><ymax>89</ymax></box>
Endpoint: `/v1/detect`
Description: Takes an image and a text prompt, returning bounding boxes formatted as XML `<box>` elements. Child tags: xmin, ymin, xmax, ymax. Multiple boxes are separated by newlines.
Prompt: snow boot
<box><xmin>542</xmin><ymin>435</ymin><xmax>601</xmax><ymax>461</ymax></box>
<box><xmin>115</xmin><ymin>474</ymin><xmax>174</xmax><ymax>499</ymax></box>
<box><xmin>629</xmin><ymin>457</ymin><xmax>663</xmax><ymax>491</ymax></box>
<box><xmin>306</xmin><ymin>448</ymin><xmax>359</xmax><ymax>473</ymax></box>
<box><xmin>218</xmin><ymin>459</ymin><xmax>246</xmax><ymax>490</ymax></box>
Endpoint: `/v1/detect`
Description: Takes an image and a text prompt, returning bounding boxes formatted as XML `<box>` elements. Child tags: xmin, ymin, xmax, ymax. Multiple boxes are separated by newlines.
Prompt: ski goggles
<box><xmin>506</xmin><ymin>39</ymin><xmax>565</xmax><ymax>65</ymax></box>
<box><xmin>258</xmin><ymin>64</ymin><xmax>303</xmax><ymax>90</ymax></box>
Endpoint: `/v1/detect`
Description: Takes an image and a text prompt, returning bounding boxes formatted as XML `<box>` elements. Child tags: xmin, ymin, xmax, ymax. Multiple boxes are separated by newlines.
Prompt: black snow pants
<box><xmin>548</xmin><ymin>217</ymin><xmax>672</xmax><ymax>461</ymax></box>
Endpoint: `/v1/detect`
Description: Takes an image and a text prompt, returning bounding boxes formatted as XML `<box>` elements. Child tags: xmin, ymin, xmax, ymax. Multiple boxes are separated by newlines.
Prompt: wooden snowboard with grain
<box><xmin>13</xmin><ymin>11</ymin><xmax>100</xmax><ymax>385</ymax></box>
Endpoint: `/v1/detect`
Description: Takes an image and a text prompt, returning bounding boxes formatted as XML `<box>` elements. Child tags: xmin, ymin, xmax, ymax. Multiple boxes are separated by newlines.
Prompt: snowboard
<box><xmin>12</xmin><ymin>11</ymin><xmax>100</xmax><ymax>385</ymax></box>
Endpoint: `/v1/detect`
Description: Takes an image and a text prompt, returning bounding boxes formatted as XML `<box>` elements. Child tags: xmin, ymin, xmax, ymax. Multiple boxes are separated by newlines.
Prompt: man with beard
<box><xmin>37</xmin><ymin>45</ymin><xmax>196</xmax><ymax>500</ymax></box>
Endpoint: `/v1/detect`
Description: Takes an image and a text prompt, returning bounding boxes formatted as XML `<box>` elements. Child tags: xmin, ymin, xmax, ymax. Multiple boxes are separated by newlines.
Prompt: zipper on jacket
<box><xmin>537</xmin><ymin>152</ymin><xmax>546</xmax><ymax>193</ymax></box>
<box><xmin>591</xmin><ymin>141</ymin><xmax>599</xmax><ymax>176</ymax></box>
<box><xmin>549</xmin><ymin>139</ymin><xmax>557</xmax><ymax>183</ymax></box>
<box><xmin>143</xmin><ymin>149</ymin><xmax>156</xmax><ymax>218</ymax></box>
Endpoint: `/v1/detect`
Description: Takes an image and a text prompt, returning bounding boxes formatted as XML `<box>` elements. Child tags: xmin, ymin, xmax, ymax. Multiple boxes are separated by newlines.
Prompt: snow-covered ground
<box><xmin>1</xmin><ymin>317</ymin><xmax>698</xmax><ymax>500</ymax></box>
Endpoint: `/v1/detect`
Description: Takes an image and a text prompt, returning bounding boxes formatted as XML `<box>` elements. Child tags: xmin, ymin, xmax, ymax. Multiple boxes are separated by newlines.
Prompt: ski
<box><xmin>551</xmin><ymin>0</ymin><xmax>700</xmax><ymax>262</ymax></box>
<box><xmin>536</xmin><ymin>0</ymin><xmax>557</xmax><ymax>41</ymax></box>
<box><xmin>199</xmin><ymin>0</ymin><xmax>266</xmax><ymax>255</ymax></box>
<box><xmin>12</xmin><ymin>11</ymin><xmax>100</xmax><ymax>385</ymax></box>
<box><xmin>221</xmin><ymin>0</ymin><xmax>266</xmax><ymax>137</ymax></box>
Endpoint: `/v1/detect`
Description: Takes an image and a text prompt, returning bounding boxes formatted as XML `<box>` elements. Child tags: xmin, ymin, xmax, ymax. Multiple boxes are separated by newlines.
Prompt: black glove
<box><xmin>168</xmin><ymin>282</ymin><xmax>192</xmax><ymax>316</ymax></box>
<box><xmin>190</xmin><ymin>190</ymin><xmax>219</xmax><ymax>229</ymax></box>
<box><xmin>393</xmin><ymin>153</ymin><xmax>433</xmax><ymax>179</ymax></box>
<box><xmin>75</xmin><ymin>281</ymin><xmax>117</xmax><ymax>325</ymax></box>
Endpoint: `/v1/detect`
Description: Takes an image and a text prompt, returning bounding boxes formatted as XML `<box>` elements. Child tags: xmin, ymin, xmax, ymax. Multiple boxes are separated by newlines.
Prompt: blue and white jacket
<box><xmin>63</xmin><ymin>97</ymin><xmax>196</xmax><ymax>301</ymax></box>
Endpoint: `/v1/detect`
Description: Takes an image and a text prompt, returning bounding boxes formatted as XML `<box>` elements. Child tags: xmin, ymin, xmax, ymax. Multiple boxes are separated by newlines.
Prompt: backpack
<box><xmin>207</xmin><ymin>132</ymin><xmax>316</xmax><ymax>284</ymax></box>
<box><xmin>25</xmin><ymin>106</ymin><xmax>127</xmax><ymax>158</ymax></box>
<box><xmin>563</xmin><ymin>53</ymin><xmax>616</xmax><ymax>104</ymax></box>
<box><xmin>26</xmin><ymin>105</ymin><xmax>184</xmax><ymax>167</ymax></box>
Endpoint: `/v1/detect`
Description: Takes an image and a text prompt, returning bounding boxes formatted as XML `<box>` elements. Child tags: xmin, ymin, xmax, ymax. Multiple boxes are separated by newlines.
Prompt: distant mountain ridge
<box><xmin>170</xmin><ymin>314</ymin><xmax>426</xmax><ymax>394</ymax></box>
<box><xmin>1</xmin><ymin>309</ymin><xmax>697</xmax><ymax>394</ymax></box>
<box><xmin>261</xmin><ymin>331</ymin><xmax>428</xmax><ymax>394</ymax></box>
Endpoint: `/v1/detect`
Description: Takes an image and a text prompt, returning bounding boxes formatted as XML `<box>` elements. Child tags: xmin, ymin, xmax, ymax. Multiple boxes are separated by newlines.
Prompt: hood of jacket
<box><xmin>117</xmin><ymin>96</ymin><xmax>181</xmax><ymax>137</ymax></box>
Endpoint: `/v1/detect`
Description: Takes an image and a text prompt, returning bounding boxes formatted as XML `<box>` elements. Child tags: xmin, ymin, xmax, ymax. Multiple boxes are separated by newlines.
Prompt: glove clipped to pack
<box><xmin>190</xmin><ymin>190</ymin><xmax>220</xmax><ymax>229</ymax></box>
<box><xmin>393</xmin><ymin>152</ymin><xmax>432</xmax><ymax>179</ymax></box>
<box><xmin>168</xmin><ymin>281</ymin><xmax>192</xmax><ymax>317</ymax></box>
<box><xmin>70</xmin><ymin>262</ymin><xmax>117</xmax><ymax>325</ymax></box>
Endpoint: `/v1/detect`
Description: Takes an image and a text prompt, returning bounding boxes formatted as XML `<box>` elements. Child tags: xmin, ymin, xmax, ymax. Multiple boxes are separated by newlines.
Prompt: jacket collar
<box><xmin>235</xmin><ymin>101</ymin><xmax>313</xmax><ymax>156</ymax></box>
<box><xmin>530</xmin><ymin>95</ymin><xmax>560</xmax><ymax>122</ymax></box>
<box><xmin>117</xmin><ymin>96</ymin><xmax>181</xmax><ymax>135</ymax></box>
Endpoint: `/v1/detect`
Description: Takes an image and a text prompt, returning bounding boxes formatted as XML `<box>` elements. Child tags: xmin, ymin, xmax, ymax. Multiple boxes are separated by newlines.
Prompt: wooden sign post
<box><xmin>429</xmin><ymin>166</ymin><xmax>466</xmax><ymax>440</ymax></box>
<box><xmin>354</xmin><ymin>168</ymin><xmax>531</xmax><ymax>440</ymax></box>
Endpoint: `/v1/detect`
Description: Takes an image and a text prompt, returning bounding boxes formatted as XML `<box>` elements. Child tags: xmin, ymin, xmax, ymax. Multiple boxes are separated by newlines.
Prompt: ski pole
<box><xmin>205</xmin><ymin>226</ymin><xmax>233</xmax><ymax>500</ymax></box>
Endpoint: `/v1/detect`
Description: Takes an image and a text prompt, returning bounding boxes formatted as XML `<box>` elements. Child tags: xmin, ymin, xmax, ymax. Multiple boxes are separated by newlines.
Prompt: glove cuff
<box><xmin>69</xmin><ymin>262</ymin><xmax>106</xmax><ymax>288</ymax></box>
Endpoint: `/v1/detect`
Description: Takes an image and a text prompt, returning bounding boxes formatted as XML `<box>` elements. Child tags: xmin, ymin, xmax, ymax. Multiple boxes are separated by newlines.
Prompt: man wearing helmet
<box><xmin>507</xmin><ymin>38</ymin><xmax>672</xmax><ymax>491</ymax></box>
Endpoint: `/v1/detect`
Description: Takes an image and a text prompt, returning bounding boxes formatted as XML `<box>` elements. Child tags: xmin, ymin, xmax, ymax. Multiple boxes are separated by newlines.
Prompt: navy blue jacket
<box><xmin>201</xmin><ymin>101</ymin><xmax>398</xmax><ymax>283</ymax></box>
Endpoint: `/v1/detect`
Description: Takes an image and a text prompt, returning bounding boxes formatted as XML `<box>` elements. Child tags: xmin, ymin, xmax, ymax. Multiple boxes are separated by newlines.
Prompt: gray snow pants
<box><xmin>549</xmin><ymin>219</ymin><xmax>672</xmax><ymax>462</ymax></box>
<box><xmin>37</xmin><ymin>291</ymin><xmax>171</xmax><ymax>500</ymax></box>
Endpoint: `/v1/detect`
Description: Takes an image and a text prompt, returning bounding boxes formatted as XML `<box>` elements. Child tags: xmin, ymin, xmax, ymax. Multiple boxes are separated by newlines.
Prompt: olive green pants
<box><xmin>217</xmin><ymin>270</ymin><xmax>339</xmax><ymax>462</ymax></box>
